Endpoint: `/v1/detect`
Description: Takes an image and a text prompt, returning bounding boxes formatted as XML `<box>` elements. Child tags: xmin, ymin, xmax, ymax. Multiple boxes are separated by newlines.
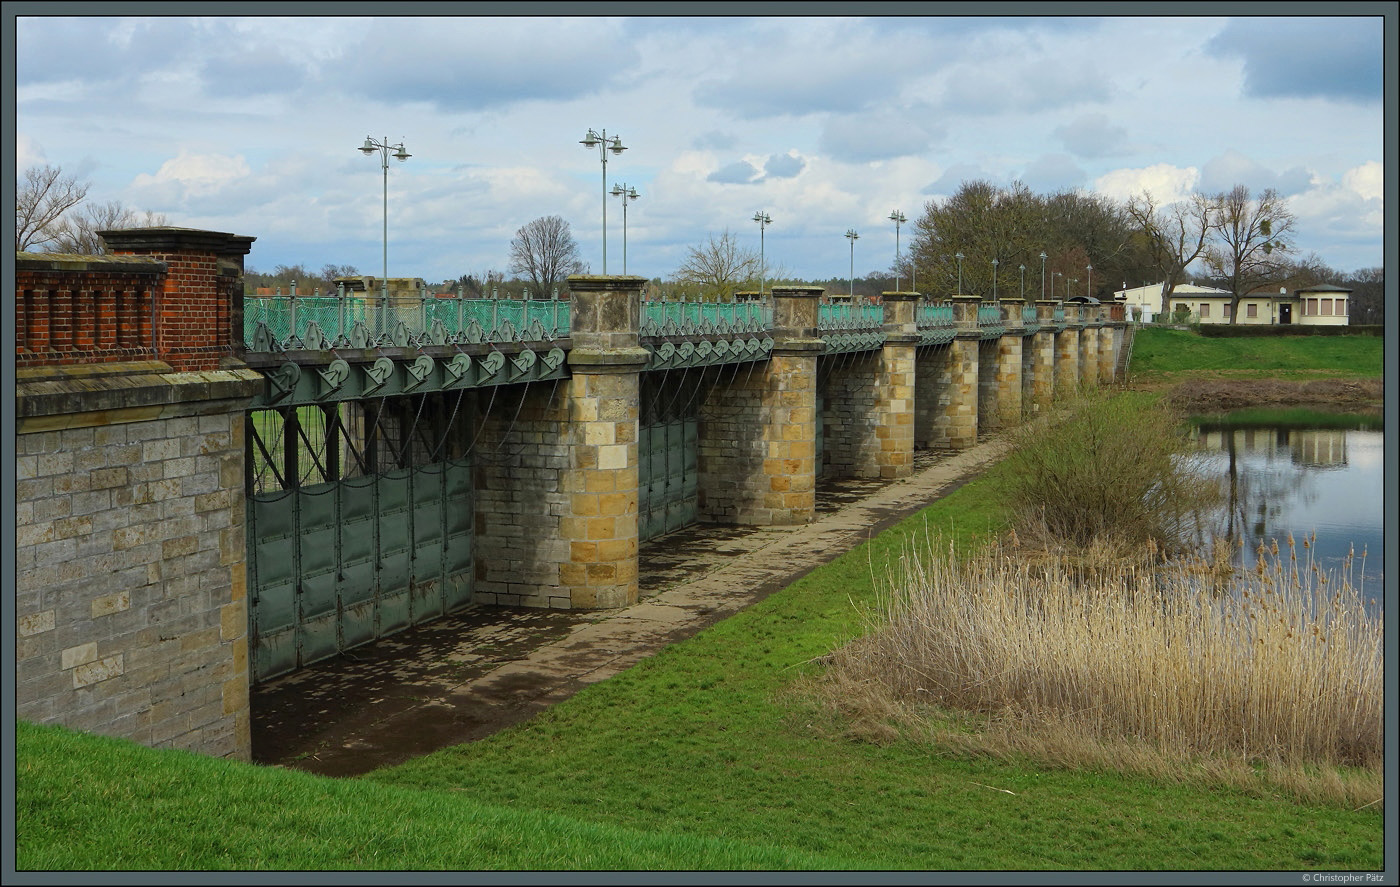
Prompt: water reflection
<box><xmin>1188</xmin><ymin>422</ymin><xmax>1384</xmax><ymax>595</ymax></box>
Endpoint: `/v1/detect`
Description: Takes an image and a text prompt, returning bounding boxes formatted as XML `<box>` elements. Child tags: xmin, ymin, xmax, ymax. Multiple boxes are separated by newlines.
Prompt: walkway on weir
<box><xmin>251</xmin><ymin>437</ymin><xmax>1012</xmax><ymax>777</ymax></box>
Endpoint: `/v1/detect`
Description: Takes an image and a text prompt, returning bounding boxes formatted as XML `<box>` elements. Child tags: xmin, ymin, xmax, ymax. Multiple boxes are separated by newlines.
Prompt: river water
<box><xmin>1188</xmin><ymin>418</ymin><xmax>1385</xmax><ymax>597</ymax></box>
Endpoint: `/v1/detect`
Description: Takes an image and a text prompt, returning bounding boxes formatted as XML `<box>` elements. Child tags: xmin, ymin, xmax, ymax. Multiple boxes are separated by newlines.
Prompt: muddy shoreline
<box><xmin>1142</xmin><ymin>375</ymin><xmax>1384</xmax><ymax>416</ymax></box>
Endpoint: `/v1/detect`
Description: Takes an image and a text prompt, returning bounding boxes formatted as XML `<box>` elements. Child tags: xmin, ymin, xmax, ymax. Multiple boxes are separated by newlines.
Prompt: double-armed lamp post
<box><xmin>610</xmin><ymin>183</ymin><xmax>640</xmax><ymax>275</ymax></box>
<box><xmin>752</xmin><ymin>211</ymin><xmax>772</xmax><ymax>296</ymax></box>
<box><xmin>358</xmin><ymin>136</ymin><xmax>411</xmax><ymax>288</ymax></box>
<box><xmin>580</xmin><ymin>128</ymin><xmax>626</xmax><ymax>274</ymax></box>
<box><xmin>845</xmin><ymin>229</ymin><xmax>860</xmax><ymax>297</ymax></box>
<box><xmin>888</xmin><ymin>210</ymin><xmax>906</xmax><ymax>291</ymax></box>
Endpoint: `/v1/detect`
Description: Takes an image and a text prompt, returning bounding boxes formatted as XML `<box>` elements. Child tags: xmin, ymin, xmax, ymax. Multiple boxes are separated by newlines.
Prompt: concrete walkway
<box><xmin>251</xmin><ymin>437</ymin><xmax>1011</xmax><ymax>777</ymax></box>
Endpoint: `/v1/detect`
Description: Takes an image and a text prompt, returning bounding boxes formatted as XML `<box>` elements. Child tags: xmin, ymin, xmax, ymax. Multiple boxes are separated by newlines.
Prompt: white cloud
<box><xmin>131</xmin><ymin>151</ymin><xmax>252</xmax><ymax>201</ymax></box>
<box><xmin>1094</xmin><ymin>164</ymin><xmax>1200</xmax><ymax>204</ymax></box>
<box><xmin>1342</xmin><ymin>161</ymin><xmax>1383</xmax><ymax>203</ymax></box>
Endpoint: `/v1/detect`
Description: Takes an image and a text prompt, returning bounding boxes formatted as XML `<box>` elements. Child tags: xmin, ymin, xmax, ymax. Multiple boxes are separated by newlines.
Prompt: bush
<box><xmin>1000</xmin><ymin>392</ymin><xmax>1217</xmax><ymax>553</ymax></box>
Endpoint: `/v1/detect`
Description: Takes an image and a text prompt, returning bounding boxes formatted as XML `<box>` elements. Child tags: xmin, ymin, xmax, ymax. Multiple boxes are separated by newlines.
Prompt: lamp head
<box><xmin>393</xmin><ymin>145</ymin><xmax>411</xmax><ymax>162</ymax></box>
<box><xmin>608</xmin><ymin>137</ymin><xmax>626</xmax><ymax>155</ymax></box>
<box><xmin>360</xmin><ymin>137</ymin><xmax>376</xmax><ymax>155</ymax></box>
<box><xmin>580</xmin><ymin>131</ymin><xmax>600</xmax><ymax>147</ymax></box>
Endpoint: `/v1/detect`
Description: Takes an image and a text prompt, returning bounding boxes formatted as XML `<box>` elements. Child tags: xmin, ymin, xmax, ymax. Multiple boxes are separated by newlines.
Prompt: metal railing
<box><xmin>244</xmin><ymin>285</ymin><xmax>570</xmax><ymax>351</ymax></box>
<box><xmin>640</xmin><ymin>296</ymin><xmax>773</xmax><ymax>337</ymax></box>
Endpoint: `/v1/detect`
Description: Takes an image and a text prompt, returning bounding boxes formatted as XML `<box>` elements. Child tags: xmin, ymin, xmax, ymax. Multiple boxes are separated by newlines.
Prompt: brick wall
<box><xmin>15</xmin><ymin>256</ymin><xmax>161</xmax><ymax>367</ymax></box>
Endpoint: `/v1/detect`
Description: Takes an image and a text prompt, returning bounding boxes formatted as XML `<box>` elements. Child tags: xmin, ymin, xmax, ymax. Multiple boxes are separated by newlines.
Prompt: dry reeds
<box><xmin>818</xmin><ymin>532</ymin><xmax>1383</xmax><ymax>807</ymax></box>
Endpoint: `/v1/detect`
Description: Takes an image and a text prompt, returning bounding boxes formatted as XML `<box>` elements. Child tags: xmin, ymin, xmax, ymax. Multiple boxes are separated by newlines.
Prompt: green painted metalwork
<box><xmin>916</xmin><ymin>301</ymin><xmax>956</xmax><ymax>346</ymax></box>
<box><xmin>641</xmin><ymin>298</ymin><xmax>772</xmax><ymax>337</ymax></box>
<box><xmin>638</xmin><ymin>417</ymin><xmax>698</xmax><ymax>541</ymax></box>
<box><xmin>977</xmin><ymin>302</ymin><xmax>1006</xmax><ymax>339</ymax></box>
<box><xmin>247</xmin><ymin>455</ymin><xmax>474</xmax><ymax>684</ymax></box>
<box><xmin>819</xmin><ymin>300</ymin><xmax>886</xmax><ymax>353</ymax></box>
<box><xmin>1021</xmin><ymin>302</ymin><xmax>1040</xmax><ymax>333</ymax></box>
<box><xmin>245</xmin><ymin>292</ymin><xmax>570</xmax><ymax>352</ymax></box>
<box><xmin>250</xmin><ymin>346</ymin><xmax>569</xmax><ymax>409</ymax></box>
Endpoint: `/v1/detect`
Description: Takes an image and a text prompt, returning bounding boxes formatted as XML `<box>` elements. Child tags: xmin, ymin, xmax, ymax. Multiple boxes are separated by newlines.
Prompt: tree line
<box><xmin>19</xmin><ymin>162</ymin><xmax>1380</xmax><ymax>324</ymax></box>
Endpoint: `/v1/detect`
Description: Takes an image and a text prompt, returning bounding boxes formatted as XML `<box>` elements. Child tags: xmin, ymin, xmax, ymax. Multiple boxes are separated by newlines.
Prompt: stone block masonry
<box><xmin>15</xmin><ymin>366</ymin><xmax>262</xmax><ymax>759</ymax></box>
<box><xmin>15</xmin><ymin>227</ymin><xmax>262</xmax><ymax>760</ymax></box>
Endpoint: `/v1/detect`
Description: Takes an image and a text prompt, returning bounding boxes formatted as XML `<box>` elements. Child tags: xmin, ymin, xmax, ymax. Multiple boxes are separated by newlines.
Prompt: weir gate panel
<box><xmin>246</xmin><ymin>397</ymin><xmax>475</xmax><ymax>683</ymax></box>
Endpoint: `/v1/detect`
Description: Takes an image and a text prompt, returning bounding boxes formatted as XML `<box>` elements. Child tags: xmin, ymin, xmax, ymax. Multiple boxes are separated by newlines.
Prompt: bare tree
<box><xmin>509</xmin><ymin>215</ymin><xmax>584</xmax><ymax>298</ymax></box>
<box><xmin>1125</xmin><ymin>190</ymin><xmax>1219</xmax><ymax>318</ymax></box>
<box><xmin>16</xmin><ymin>164</ymin><xmax>90</xmax><ymax>251</ymax></box>
<box><xmin>49</xmin><ymin>200</ymin><xmax>168</xmax><ymax>254</ymax></box>
<box><xmin>675</xmin><ymin>229</ymin><xmax>759</xmax><ymax>300</ymax></box>
<box><xmin>1204</xmin><ymin>186</ymin><xmax>1296</xmax><ymax>323</ymax></box>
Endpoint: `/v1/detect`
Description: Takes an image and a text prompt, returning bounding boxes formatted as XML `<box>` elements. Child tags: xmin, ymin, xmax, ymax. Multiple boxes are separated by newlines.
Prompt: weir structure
<box><xmin>14</xmin><ymin>227</ymin><xmax>1127</xmax><ymax>760</ymax></box>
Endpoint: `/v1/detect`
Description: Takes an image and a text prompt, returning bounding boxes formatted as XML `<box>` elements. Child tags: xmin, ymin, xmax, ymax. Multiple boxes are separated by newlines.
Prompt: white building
<box><xmin>1114</xmin><ymin>281</ymin><xmax>1352</xmax><ymax>326</ymax></box>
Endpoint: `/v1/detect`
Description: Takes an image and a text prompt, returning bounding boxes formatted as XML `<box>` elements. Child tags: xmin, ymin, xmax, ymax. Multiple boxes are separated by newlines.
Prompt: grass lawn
<box><xmin>1128</xmin><ymin>326</ymin><xmax>1383</xmax><ymax>378</ymax></box>
<box><xmin>15</xmin><ymin>455</ymin><xmax>1384</xmax><ymax>872</ymax></box>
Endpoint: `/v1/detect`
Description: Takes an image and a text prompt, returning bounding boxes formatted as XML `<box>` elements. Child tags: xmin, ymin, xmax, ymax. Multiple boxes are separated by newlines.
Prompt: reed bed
<box><xmin>819</xmin><ymin>532</ymin><xmax>1383</xmax><ymax>807</ymax></box>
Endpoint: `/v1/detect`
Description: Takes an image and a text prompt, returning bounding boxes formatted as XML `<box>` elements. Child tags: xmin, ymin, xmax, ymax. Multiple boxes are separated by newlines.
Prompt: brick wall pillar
<box><xmin>560</xmin><ymin>276</ymin><xmax>650</xmax><ymax>608</ymax></box>
<box><xmin>1099</xmin><ymin>318</ymin><xmax>1117</xmax><ymax>385</ymax></box>
<box><xmin>1055</xmin><ymin>303</ymin><xmax>1080</xmax><ymax>401</ymax></box>
<box><xmin>996</xmin><ymin>296</ymin><xmax>1025</xmax><ymax>427</ymax></box>
<box><xmin>947</xmin><ymin>296</ymin><xmax>981</xmax><ymax>450</ymax></box>
<box><xmin>1029</xmin><ymin>300</ymin><xmax>1057</xmax><ymax>414</ymax></box>
<box><xmin>99</xmin><ymin>227</ymin><xmax>255</xmax><ymax>372</ymax></box>
<box><xmin>1079</xmin><ymin>305</ymin><xmax>1100</xmax><ymax>389</ymax></box>
<box><xmin>872</xmin><ymin>292</ymin><xmax>918</xmax><ymax>478</ymax></box>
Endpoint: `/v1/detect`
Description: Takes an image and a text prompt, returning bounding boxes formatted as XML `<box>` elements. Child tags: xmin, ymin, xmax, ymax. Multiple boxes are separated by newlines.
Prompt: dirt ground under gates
<box><xmin>251</xmin><ymin>441</ymin><xmax>1012</xmax><ymax>778</ymax></box>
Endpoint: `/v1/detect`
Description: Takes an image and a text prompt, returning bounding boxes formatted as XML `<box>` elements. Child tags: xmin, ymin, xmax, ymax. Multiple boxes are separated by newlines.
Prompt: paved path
<box><xmin>251</xmin><ymin>438</ymin><xmax>1011</xmax><ymax>777</ymax></box>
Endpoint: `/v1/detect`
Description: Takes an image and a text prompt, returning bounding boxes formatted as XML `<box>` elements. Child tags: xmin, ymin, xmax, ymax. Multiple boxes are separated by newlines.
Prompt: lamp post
<box><xmin>1019</xmin><ymin>264</ymin><xmax>1026</xmax><ymax>299</ymax></box>
<box><xmin>1052</xmin><ymin>271</ymin><xmax>1062</xmax><ymax>299</ymax></box>
<box><xmin>1086</xmin><ymin>263</ymin><xmax>1093</xmax><ymax>298</ymax></box>
<box><xmin>610</xmin><ymin>183</ymin><xmax>640</xmax><ymax>275</ymax></box>
<box><xmin>955</xmin><ymin>252</ymin><xmax>964</xmax><ymax>295</ymax></box>
<box><xmin>845</xmin><ymin>229</ymin><xmax>859</xmax><ymax>297</ymax></box>
<box><xmin>580</xmin><ymin>128</ymin><xmax>626</xmax><ymax>274</ymax></box>
<box><xmin>1039</xmin><ymin>251</ymin><xmax>1047</xmax><ymax>298</ymax></box>
<box><xmin>358</xmin><ymin>135</ymin><xmax>411</xmax><ymax>289</ymax></box>
<box><xmin>991</xmin><ymin>258</ymin><xmax>999</xmax><ymax>300</ymax></box>
<box><xmin>752</xmin><ymin>211</ymin><xmax>772</xmax><ymax>295</ymax></box>
<box><xmin>889</xmin><ymin>210</ymin><xmax>906</xmax><ymax>291</ymax></box>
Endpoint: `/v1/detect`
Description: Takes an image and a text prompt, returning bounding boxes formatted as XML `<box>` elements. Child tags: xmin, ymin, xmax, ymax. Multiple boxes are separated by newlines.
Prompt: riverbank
<box><xmin>1155</xmin><ymin>374</ymin><xmax>1384</xmax><ymax>415</ymax></box>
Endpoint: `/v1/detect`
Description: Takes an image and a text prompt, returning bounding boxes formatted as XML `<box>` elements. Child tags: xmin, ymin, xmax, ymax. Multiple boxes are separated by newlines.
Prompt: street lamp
<box><xmin>955</xmin><ymin>252</ymin><xmax>964</xmax><ymax>295</ymax></box>
<box><xmin>1019</xmin><ymin>264</ymin><xmax>1026</xmax><ymax>299</ymax></box>
<box><xmin>1086</xmin><ymin>263</ymin><xmax>1093</xmax><ymax>298</ymax></box>
<box><xmin>752</xmin><ymin>211</ymin><xmax>772</xmax><ymax>296</ymax></box>
<box><xmin>1052</xmin><ymin>271</ymin><xmax>1062</xmax><ymax>299</ymax></box>
<box><xmin>580</xmin><ymin>128</ymin><xmax>627</xmax><ymax>274</ymax></box>
<box><xmin>358</xmin><ymin>135</ymin><xmax>411</xmax><ymax>289</ymax></box>
<box><xmin>1039</xmin><ymin>252</ymin><xmax>1047</xmax><ymax>299</ymax></box>
<box><xmin>991</xmin><ymin>258</ymin><xmax>999</xmax><ymax>300</ymax></box>
<box><xmin>845</xmin><ymin>229</ymin><xmax>860</xmax><ymax>297</ymax></box>
<box><xmin>889</xmin><ymin>210</ymin><xmax>906</xmax><ymax>291</ymax></box>
<box><xmin>610</xmin><ymin>183</ymin><xmax>640</xmax><ymax>275</ymax></box>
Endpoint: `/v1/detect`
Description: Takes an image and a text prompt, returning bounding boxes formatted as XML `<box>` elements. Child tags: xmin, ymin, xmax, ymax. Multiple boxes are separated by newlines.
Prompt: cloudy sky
<box><xmin>13</xmin><ymin>9</ymin><xmax>1389</xmax><ymax>289</ymax></box>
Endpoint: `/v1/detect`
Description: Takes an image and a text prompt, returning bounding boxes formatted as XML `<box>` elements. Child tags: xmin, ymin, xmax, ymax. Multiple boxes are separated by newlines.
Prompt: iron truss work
<box><xmin>250</xmin><ymin>346</ymin><xmax>569</xmax><ymax>409</ymax></box>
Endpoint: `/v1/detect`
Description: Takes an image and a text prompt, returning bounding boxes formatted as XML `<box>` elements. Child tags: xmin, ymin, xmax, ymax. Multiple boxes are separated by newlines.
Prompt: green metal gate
<box><xmin>246</xmin><ymin>400</ymin><xmax>475</xmax><ymax>683</ymax></box>
<box><xmin>638</xmin><ymin>417</ymin><xmax>698</xmax><ymax>542</ymax></box>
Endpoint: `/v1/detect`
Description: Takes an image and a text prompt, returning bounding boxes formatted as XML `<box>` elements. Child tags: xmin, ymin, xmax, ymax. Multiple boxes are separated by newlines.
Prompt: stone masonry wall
<box><xmin>914</xmin><ymin>344</ymin><xmax>952</xmax><ymax>449</ymax></box>
<box><xmin>471</xmin><ymin>381</ymin><xmax>572</xmax><ymax>608</ymax></box>
<box><xmin>820</xmin><ymin>351</ymin><xmax>879</xmax><ymax>479</ymax></box>
<box><xmin>15</xmin><ymin>373</ymin><xmax>260</xmax><ymax>759</ymax></box>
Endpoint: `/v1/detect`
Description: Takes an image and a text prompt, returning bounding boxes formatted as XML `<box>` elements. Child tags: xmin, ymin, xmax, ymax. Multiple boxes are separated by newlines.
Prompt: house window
<box><xmin>1200</xmin><ymin>303</ymin><xmax>1210</xmax><ymax>318</ymax></box>
<box><xmin>1246</xmin><ymin>303</ymin><xmax>1258</xmax><ymax>318</ymax></box>
<box><xmin>1223</xmin><ymin>303</ymin><xmax>1232</xmax><ymax>318</ymax></box>
<box><xmin>1304</xmin><ymin>298</ymin><xmax>1315</xmax><ymax>316</ymax></box>
<box><xmin>1338</xmin><ymin>298</ymin><xmax>1347</xmax><ymax>316</ymax></box>
<box><xmin>1321</xmin><ymin>299</ymin><xmax>1332</xmax><ymax>316</ymax></box>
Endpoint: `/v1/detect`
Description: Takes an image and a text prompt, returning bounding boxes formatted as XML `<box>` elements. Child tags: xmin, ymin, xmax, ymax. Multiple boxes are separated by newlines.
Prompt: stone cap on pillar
<box><xmin>880</xmin><ymin>291</ymin><xmax>919</xmax><ymax>341</ymax></box>
<box><xmin>770</xmin><ymin>286</ymin><xmax>824</xmax><ymax>351</ymax></box>
<box><xmin>949</xmin><ymin>295</ymin><xmax>982</xmax><ymax>335</ymax></box>
<box><xmin>1035</xmin><ymin>299</ymin><xmax>1058</xmax><ymax>322</ymax></box>
<box><xmin>99</xmin><ymin>226</ymin><xmax>256</xmax><ymax>258</ymax></box>
<box><xmin>567</xmin><ymin>275</ymin><xmax>651</xmax><ymax>369</ymax></box>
